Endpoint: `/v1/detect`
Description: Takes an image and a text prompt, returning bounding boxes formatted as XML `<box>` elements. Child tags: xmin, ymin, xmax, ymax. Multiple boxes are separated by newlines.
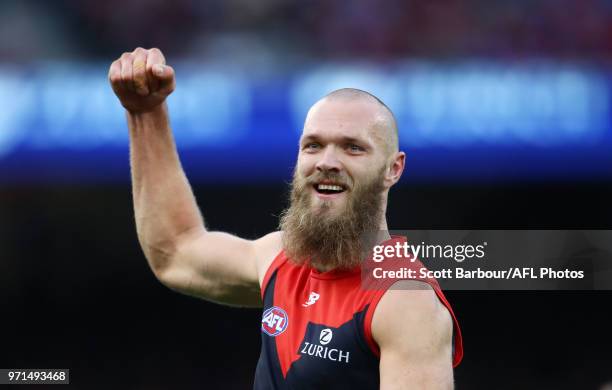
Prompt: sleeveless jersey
<box><xmin>253</xmin><ymin>245</ymin><xmax>463</xmax><ymax>389</ymax></box>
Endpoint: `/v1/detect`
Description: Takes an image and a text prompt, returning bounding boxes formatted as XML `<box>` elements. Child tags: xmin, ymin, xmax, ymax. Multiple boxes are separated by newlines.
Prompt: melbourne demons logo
<box><xmin>261</xmin><ymin>306</ymin><xmax>289</xmax><ymax>336</ymax></box>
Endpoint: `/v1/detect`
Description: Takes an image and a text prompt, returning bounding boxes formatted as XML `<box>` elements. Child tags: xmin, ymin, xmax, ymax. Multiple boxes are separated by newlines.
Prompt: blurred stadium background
<box><xmin>1</xmin><ymin>0</ymin><xmax>611</xmax><ymax>388</ymax></box>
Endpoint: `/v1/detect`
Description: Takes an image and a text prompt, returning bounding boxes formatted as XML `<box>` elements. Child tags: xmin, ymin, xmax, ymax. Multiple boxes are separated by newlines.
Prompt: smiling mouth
<box><xmin>313</xmin><ymin>183</ymin><xmax>347</xmax><ymax>195</ymax></box>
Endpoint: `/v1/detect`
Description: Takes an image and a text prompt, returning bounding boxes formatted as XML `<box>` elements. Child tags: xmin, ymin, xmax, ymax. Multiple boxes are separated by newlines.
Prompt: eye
<box><xmin>347</xmin><ymin>143</ymin><xmax>365</xmax><ymax>153</ymax></box>
<box><xmin>303</xmin><ymin>142</ymin><xmax>321</xmax><ymax>152</ymax></box>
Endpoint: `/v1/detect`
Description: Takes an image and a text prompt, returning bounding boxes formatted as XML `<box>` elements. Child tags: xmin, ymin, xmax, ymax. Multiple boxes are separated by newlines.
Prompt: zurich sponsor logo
<box><xmin>261</xmin><ymin>306</ymin><xmax>289</xmax><ymax>336</ymax></box>
<box><xmin>319</xmin><ymin>328</ymin><xmax>333</xmax><ymax>345</ymax></box>
<box><xmin>300</xmin><ymin>327</ymin><xmax>350</xmax><ymax>363</ymax></box>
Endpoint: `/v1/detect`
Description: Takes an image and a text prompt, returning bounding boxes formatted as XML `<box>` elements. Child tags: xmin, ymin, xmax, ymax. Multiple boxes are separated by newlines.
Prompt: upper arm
<box><xmin>372</xmin><ymin>281</ymin><xmax>454</xmax><ymax>390</ymax></box>
<box><xmin>157</xmin><ymin>229</ymin><xmax>282</xmax><ymax>307</ymax></box>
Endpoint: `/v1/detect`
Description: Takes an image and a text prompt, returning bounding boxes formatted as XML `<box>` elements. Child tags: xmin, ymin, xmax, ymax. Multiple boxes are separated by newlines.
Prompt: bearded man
<box><xmin>109</xmin><ymin>47</ymin><xmax>463</xmax><ymax>389</ymax></box>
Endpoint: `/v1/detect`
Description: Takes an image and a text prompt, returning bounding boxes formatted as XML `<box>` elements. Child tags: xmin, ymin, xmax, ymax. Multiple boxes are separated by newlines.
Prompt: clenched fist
<box><xmin>109</xmin><ymin>47</ymin><xmax>175</xmax><ymax>113</ymax></box>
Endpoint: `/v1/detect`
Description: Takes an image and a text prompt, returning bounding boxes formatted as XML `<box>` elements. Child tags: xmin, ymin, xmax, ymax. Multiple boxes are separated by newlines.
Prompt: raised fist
<box><xmin>109</xmin><ymin>47</ymin><xmax>175</xmax><ymax>113</ymax></box>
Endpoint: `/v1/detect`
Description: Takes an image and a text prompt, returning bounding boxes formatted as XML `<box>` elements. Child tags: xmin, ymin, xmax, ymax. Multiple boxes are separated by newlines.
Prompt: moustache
<box><xmin>301</xmin><ymin>171</ymin><xmax>353</xmax><ymax>190</ymax></box>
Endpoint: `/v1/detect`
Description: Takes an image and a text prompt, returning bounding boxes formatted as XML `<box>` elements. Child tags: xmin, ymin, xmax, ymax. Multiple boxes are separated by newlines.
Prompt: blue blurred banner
<box><xmin>0</xmin><ymin>61</ymin><xmax>610</xmax><ymax>183</ymax></box>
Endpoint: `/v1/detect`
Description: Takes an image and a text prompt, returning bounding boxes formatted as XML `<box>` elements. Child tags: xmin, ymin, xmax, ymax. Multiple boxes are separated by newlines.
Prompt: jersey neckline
<box><xmin>308</xmin><ymin>235</ymin><xmax>407</xmax><ymax>280</ymax></box>
<box><xmin>309</xmin><ymin>265</ymin><xmax>361</xmax><ymax>280</ymax></box>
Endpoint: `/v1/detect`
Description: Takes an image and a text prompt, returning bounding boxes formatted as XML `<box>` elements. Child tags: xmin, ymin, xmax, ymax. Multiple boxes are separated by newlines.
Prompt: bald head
<box><xmin>318</xmin><ymin>88</ymin><xmax>399</xmax><ymax>154</ymax></box>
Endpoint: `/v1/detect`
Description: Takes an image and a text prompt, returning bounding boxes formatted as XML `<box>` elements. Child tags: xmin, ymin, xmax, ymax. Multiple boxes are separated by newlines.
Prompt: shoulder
<box><xmin>372</xmin><ymin>281</ymin><xmax>455</xmax><ymax>387</ymax></box>
<box><xmin>253</xmin><ymin>231</ymin><xmax>284</xmax><ymax>286</ymax></box>
<box><xmin>371</xmin><ymin>280</ymin><xmax>452</xmax><ymax>355</ymax></box>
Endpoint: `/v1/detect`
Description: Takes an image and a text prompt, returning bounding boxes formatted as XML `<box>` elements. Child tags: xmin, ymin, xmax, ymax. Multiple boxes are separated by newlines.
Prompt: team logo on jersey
<box><xmin>319</xmin><ymin>328</ymin><xmax>333</xmax><ymax>345</ymax></box>
<box><xmin>261</xmin><ymin>306</ymin><xmax>289</xmax><ymax>336</ymax></box>
<box><xmin>302</xmin><ymin>291</ymin><xmax>320</xmax><ymax>307</ymax></box>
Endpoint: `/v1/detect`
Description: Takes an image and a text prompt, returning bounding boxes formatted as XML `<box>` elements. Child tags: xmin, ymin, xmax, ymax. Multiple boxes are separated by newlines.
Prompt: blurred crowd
<box><xmin>1</xmin><ymin>0</ymin><xmax>611</xmax><ymax>63</ymax></box>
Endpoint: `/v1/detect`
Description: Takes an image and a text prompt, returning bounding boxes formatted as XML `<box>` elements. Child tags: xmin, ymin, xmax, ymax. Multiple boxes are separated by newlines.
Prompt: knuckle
<box><xmin>133</xmin><ymin>57</ymin><xmax>146</xmax><ymax>69</ymax></box>
<box><xmin>120</xmin><ymin>52</ymin><xmax>131</xmax><ymax>60</ymax></box>
<box><xmin>149</xmin><ymin>47</ymin><xmax>165</xmax><ymax>61</ymax></box>
<box><xmin>120</xmin><ymin>69</ymin><xmax>131</xmax><ymax>82</ymax></box>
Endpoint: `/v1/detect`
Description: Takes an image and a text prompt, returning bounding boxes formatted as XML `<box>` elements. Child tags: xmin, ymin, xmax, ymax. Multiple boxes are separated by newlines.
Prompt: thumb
<box><xmin>153</xmin><ymin>64</ymin><xmax>174</xmax><ymax>80</ymax></box>
<box><xmin>152</xmin><ymin>64</ymin><xmax>175</xmax><ymax>95</ymax></box>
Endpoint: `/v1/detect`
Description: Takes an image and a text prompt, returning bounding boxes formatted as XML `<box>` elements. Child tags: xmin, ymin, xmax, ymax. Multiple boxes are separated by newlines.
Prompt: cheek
<box><xmin>351</xmin><ymin>161</ymin><xmax>386</xmax><ymax>186</ymax></box>
<box><xmin>296</xmin><ymin>155</ymin><xmax>316</xmax><ymax>176</ymax></box>
<box><xmin>346</xmin><ymin>159</ymin><xmax>376</xmax><ymax>179</ymax></box>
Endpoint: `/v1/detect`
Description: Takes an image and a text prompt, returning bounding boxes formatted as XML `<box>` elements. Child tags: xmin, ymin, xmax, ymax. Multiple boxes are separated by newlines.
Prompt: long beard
<box><xmin>279</xmin><ymin>166</ymin><xmax>386</xmax><ymax>271</ymax></box>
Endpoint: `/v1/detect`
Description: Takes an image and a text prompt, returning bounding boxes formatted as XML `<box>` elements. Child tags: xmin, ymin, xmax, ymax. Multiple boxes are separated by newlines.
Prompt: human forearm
<box><xmin>128</xmin><ymin>104</ymin><xmax>204</xmax><ymax>272</ymax></box>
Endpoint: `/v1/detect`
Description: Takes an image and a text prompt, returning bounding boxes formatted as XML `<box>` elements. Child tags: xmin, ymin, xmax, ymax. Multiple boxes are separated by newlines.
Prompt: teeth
<box><xmin>318</xmin><ymin>184</ymin><xmax>343</xmax><ymax>191</ymax></box>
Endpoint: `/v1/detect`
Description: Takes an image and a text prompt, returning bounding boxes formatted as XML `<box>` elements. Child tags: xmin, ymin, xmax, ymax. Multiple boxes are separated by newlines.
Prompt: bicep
<box><xmin>374</xmin><ymin>285</ymin><xmax>454</xmax><ymax>389</ymax></box>
<box><xmin>159</xmin><ymin>229</ymin><xmax>281</xmax><ymax>307</ymax></box>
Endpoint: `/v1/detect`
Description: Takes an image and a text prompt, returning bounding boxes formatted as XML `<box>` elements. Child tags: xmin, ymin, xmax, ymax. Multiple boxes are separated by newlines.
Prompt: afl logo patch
<box><xmin>261</xmin><ymin>306</ymin><xmax>289</xmax><ymax>336</ymax></box>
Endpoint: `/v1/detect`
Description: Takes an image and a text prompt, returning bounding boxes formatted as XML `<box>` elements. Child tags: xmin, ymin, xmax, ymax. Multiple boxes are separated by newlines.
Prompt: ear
<box><xmin>384</xmin><ymin>151</ymin><xmax>405</xmax><ymax>188</ymax></box>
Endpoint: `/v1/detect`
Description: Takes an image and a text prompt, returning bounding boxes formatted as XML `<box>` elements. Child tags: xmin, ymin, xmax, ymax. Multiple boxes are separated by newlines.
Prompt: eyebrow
<box><xmin>300</xmin><ymin>134</ymin><xmax>372</xmax><ymax>148</ymax></box>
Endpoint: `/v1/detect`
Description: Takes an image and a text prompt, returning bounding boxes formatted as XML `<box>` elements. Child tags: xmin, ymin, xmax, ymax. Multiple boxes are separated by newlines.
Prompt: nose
<box><xmin>315</xmin><ymin>145</ymin><xmax>342</xmax><ymax>173</ymax></box>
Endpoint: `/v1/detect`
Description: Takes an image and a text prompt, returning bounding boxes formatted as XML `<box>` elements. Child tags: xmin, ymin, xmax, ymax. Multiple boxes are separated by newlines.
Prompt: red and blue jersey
<box><xmin>254</xmin><ymin>246</ymin><xmax>463</xmax><ymax>389</ymax></box>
